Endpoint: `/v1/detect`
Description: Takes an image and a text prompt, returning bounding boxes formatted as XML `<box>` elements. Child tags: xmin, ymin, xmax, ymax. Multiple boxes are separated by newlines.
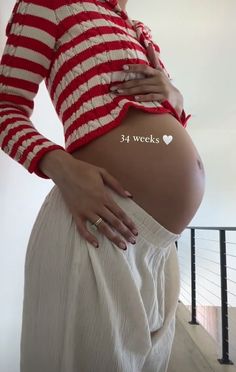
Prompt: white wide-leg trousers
<box><xmin>20</xmin><ymin>184</ymin><xmax>181</xmax><ymax>372</ymax></box>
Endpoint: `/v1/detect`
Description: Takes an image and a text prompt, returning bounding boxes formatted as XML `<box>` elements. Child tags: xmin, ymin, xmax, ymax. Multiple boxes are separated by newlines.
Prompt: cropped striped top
<box><xmin>0</xmin><ymin>0</ymin><xmax>192</xmax><ymax>179</ymax></box>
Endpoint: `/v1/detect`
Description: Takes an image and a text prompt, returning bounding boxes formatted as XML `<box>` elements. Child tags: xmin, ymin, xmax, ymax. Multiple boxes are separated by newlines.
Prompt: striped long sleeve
<box><xmin>0</xmin><ymin>0</ymin><xmax>66</xmax><ymax>179</ymax></box>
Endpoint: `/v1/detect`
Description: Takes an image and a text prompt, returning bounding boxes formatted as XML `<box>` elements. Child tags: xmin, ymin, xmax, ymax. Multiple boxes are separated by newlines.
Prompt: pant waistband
<box><xmin>104</xmin><ymin>185</ymin><xmax>181</xmax><ymax>249</ymax></box>
<box><xmin>47</xmin><ymin>184</ymin><xmax>181</xmax><ymax>249</ymax></box>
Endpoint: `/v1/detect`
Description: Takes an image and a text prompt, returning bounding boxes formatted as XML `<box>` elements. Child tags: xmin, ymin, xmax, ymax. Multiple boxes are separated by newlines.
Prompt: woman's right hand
<box><xmin>55</xmin><ymin>158</ymin><xmax>139</xmax><ymax>250</ymax></box>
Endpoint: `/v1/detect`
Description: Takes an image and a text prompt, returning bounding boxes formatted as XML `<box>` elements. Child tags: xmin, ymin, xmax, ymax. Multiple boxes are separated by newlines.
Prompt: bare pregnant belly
<box><xmin>71</xmin><ymin>107</ymin><xmax>205</xmax><ymax>234</ymax></box>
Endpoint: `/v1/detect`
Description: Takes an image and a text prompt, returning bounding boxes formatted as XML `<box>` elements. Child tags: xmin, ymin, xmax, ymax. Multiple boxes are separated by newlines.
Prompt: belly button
<box><xmin>197</xmin><ymin>158</ymin><xmax>204</xmax><ymax>171</ymax></box>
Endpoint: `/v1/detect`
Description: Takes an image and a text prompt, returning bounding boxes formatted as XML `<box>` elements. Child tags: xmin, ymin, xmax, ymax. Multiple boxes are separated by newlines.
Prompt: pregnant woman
<box><xmin>0</xmin><ymin>0</ymin><xmax>205</xmax><ymax>371</ymax></box>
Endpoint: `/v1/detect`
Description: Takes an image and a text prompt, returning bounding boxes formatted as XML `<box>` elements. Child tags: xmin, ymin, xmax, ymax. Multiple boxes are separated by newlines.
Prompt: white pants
<box><xmin>20</xmin><ymin>184</ymin><xmax>181</xmax><ymax>372</ymax></box>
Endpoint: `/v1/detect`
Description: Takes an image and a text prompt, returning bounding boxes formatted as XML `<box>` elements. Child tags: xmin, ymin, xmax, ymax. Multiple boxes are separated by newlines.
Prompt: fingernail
<box><xmin>123</xmin><ymin>65</ymin><xmax>129</xmax><ymax>70</ymax></box>
<box><xmin>119</xmin><ymin>242</ymin><xmax>127</xmax><ymax>250</ymax></box>
<box><xmin>128</xmin><ymin>237</ymin><xmax>136</xmax><ymax>244</ymax></box>
<box><xmin>132</xmin><ymin>229</ymin><xmax>138</xmax><ymax>236</ymax></box>
<box><xmin>125</xmin><ymin>190</ymin><xmax>133</xmax><ymax>197</ymax></box>
<box><xmin>92</xmin><ymin>241</ymin><xmax>99</xmax><ymax>248</ymax></box>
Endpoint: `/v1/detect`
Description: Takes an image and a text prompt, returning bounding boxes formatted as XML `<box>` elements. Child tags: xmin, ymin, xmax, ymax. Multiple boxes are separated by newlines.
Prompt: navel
<box><xmin>197</xmin><ymin>158</ymin><xmax>203</xmax><ymax>170</ymax></box>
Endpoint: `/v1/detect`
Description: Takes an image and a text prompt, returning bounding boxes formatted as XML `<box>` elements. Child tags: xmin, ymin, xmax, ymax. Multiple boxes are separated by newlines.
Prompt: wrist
<box><xmin>38</xmin><ymin>149</ymin><xmax>76</xmax><ymax>184</ymax></box>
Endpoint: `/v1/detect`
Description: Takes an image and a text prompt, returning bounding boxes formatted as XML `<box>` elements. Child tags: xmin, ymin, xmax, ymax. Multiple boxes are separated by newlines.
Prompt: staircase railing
<box><xmin>176</xmin><ymin>226</ymin><xmax>236</xmax><ymax>365</ymax></box>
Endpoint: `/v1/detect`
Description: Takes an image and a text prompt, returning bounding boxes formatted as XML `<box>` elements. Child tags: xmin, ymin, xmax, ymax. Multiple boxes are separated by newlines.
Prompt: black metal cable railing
<box><xmin>176</xmin><ymin>226</ymin><xmax>236</xmax><ymax>366</ymax></box>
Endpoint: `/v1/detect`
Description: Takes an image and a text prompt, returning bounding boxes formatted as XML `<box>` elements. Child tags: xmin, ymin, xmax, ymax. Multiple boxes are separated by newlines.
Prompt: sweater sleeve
<box><xmin>0</xmin><ymin>0</ymin><xmax>67</xmax><ymax>179</ymax></box>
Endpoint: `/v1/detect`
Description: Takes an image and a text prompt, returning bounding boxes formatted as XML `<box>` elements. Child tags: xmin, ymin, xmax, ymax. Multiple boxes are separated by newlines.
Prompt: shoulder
<box><xmin>6</xmin><ymin>0</ymin><xmax>58</xmax><ymax>37</ymax></box>
<box><xmin>7</xmin><ymin>0</ymin><xmax>58</xmax><ymax>15</ymax></box>
<box><xmin>15</xmin><ymin>0</ymin><xmax>57</xmax><ymax>10</ymax></box>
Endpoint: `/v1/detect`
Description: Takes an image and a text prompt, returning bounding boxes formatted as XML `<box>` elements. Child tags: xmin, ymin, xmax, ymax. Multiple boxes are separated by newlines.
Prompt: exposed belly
<box><xmin>71</xmin><ymin>107</ymin><xmax>205</xmax><ymax>234</ymax></box>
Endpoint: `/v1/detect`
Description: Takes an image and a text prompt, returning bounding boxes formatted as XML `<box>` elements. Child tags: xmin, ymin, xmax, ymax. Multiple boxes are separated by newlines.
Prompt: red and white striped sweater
<box><xmin>0</xmin><ymin>0</ymin><xmax>191</xmax><ymax>179</ymax></box>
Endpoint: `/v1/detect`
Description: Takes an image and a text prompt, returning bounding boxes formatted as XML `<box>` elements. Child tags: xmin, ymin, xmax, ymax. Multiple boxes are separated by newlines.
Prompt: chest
<box><xmin>53</xmin><ymin>0</ymin><xmax>150</xmax><ymax>75</ymax></box>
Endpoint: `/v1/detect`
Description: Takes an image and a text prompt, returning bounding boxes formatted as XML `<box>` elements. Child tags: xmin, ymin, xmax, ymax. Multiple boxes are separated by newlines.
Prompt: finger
<box><xmin>116</xmin><ymin>85</ymin><xmax>161</xmax><ymax>95</ymax></box>
<box><xmin>134</xmin><ymin>94</ymin><xmax>164</xmax><ymax>102</ymax></box>
<box><xmin>123</xmin><ymin>63</ymin><xmax>162</xmax><ymax>77</ymax></box>
<box><xmin>100</xmin><ymin>206</ymin><xmax>137</xmax><ymax>244</ymax></box>
<box><xmin>103</xmin><ymin>194</ymin><xmax>139</xmax><ymax>236</ymax></box>
<box><xmin>147</xmin><ymin>42</ymin><xmax>162</xmax><ymax>69</ymax></box>
<box><xmin>76</xmin><ymin>216</ymin><xmax>99</xmax><ymax>248</ymax></box>
<box><xmin>90</xmin><ymin>215</ymin><xmax>128</xmax><ymax>250</ymax></box>
<box><xmin>117</xmin><ymin>76</ymin><xmax>158</xmax><ymax>90</ymax></box>
<box><xmin>99</xmin><ymin>168</ymin><xmax>133</xmax><ymax>198</ymax></box>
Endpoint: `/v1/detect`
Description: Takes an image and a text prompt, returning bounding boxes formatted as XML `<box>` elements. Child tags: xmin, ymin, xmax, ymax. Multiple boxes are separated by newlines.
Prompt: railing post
<box><xmin>218</xmin><ymin>229</ymin><xmax>233</xmax><ymax>365</ymax></box>
<box><xmin>176</xmin><ymin>240</ymin><xmax>182</xmax><ymax>304</ymax></box>
<box><xmin>189</xmin><ymin>228</ymin><xmax>199</xmax><ymax>325</ymax></box>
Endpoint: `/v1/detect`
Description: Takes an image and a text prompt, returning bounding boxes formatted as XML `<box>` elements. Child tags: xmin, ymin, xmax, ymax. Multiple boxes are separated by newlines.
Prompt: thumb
<box><xmin>147</xmin><ymin>42</ymin><xmax>162</xmax><ymax>69</ymax></box>
<box><xmin>99</xmin><ymin>168</ymin><xmax>133</xmax><ymax>198</ymax></box>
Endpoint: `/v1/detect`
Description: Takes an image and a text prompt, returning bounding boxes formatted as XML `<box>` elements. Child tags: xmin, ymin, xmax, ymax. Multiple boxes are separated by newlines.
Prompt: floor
<box><xmin>167</xmin><ymin>302</ymin><xmax>236</xmax><ymax>372</ymax></box>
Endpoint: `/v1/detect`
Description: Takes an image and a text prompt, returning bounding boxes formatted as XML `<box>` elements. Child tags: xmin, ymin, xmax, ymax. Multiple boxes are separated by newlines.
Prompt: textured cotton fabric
<box><xmin>0</xmin><ymin>0</ymin><xmax>191</xmax><ymax>179</ymax></box>
<box><xmin>20</xmin><ymin>184</ymin><xmax>181</xmax><ymax>372</ymax></box>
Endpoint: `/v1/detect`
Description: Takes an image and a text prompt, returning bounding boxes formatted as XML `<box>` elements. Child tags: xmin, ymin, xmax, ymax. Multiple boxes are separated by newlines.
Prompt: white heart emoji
<box><xmin>163</xmin><ymin>135</ymin><xmax>173</xmax><ymax>145</ymax></box>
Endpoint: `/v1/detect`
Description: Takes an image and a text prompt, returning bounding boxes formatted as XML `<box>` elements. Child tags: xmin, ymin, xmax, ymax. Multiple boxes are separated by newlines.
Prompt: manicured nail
<box><xmin>125</xmin><ymin>190</ymin><xmax>133</xmax><ymax>197</ymax></box>
<box><xmin>128</xmin><ymin>237</ymin><xmax>136</xmax><ymax>244</ymax></box>
<box><xmin>119</xmin><ymin>242</ymin><xmax>127</xmax><ymax>250</ymax></box>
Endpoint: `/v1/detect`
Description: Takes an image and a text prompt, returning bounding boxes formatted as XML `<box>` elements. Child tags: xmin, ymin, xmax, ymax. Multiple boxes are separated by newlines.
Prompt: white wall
<box><xmin>1</xmin><ymin>1</ymin><xmax>236</xmax><ymax>371</ymax></box>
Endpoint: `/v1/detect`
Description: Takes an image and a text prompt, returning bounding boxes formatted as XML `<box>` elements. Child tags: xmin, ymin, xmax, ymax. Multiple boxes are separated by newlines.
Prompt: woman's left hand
<box><xmin>110</xmin><ymin>45</ymin><xmax>184</xmax><ymax>116</ymax></box>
